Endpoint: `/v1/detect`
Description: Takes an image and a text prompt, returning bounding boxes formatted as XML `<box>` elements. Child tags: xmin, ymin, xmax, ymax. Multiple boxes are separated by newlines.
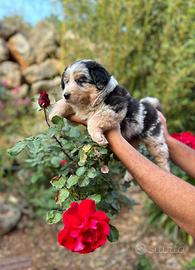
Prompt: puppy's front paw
<box><xmin>92</xmin><ymin>132</ymin><xmax>108</xmax><ymax>146</ymax></box>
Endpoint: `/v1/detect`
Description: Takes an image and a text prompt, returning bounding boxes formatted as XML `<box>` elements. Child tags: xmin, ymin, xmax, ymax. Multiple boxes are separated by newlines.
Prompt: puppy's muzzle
<box><xmin>64</xmin><ymin>93</ymin><xmax>71</xmax><ymax>100</ymax></box>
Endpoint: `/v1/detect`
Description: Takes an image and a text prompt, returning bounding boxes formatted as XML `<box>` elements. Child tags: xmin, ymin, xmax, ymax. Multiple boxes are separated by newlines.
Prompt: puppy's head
<box><xmin>61</xmin><ymin>60</ymin><xmax>111</xmax><ymax>106</ymax></box>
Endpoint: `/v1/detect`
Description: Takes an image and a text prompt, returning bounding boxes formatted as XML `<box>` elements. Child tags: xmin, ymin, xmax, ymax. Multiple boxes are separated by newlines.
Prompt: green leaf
<box><xmin>31</xmin><ymin>171</ymin><xmax>44</xmax><ymax>183</ymax></box>
<box><xmin>66</xmin><ymin>175</ymin><xmax>79</xmax><ymax>188</ymax></box>
<box><xmin>76</xmin><ymin>166</ymin><xmax>86</xmax><ymax>176</ymax></box>
<box><xmin>62</xmin><ymin>200</ymin><xmax>71</xmax><ymax>210</ymax></box>
<box><xmin>51</xmin><ymin>156</ymin><xmax>62</xmax><ymax>168</ymax></box>
<box><xmin>56</xmin><ymin>188</ymin><xmax>70</xmax><ymax>204</ymax></box>
<box><xmin>99</xmin><ymin>148</ymin><xmax>108</xmax><ymax>154</ymax></box>
<box><xmin>89</xmin><ymin>194</ymin><xmax>101</xmax><ymax>204</ymax></box>
<box><xmin>50</xmin><ymin>176</ymin><xmax>66</xmax><ymax>189</ymax></box>
<box><xmin>108</xmin><ymin>224</ymin><xmax>119</xmax><ymax>242</ymax></box>
<box><xmin>79</xmin><ymin>177</ymin><xmax>90</xmax><ymax>187</ymax></box>
<box><xmin>51</xmin><ymin>115</ymin><xmax>64</xmax><ymax>128</ymax></box>
<box><xmin>79</xmin><ymin>151</ymin><xmax>87</xmax><ymax>165</ymax></box>
<box><xmin>187</xmin><ymin>235</ymin><xmax>194</xmax><ymax>246</ymax></box>
<box><xmin>69</xmin><ymin>127</ymin><xmax>80</xmax><ymax>138</ymax></box>
<box><xmin>46</xmin><ymin>210</ymin><xmax>62</xmax><ymax>224</ymax></box>
<box><xmin>82</xmin><ymin>144</ymin><xmax>92</xmax><ymax>153</ymax></box>
<box><xmin>87</xmin><ymin>167</ymin><xmax>97</xmax><ymax>178</ymax></box>
<box><xmin>47</xmin><ymin>126</ymin><xmax>59</xmax><ymax>137</ymax></box>
<box><xmin>7</xmin><ymin>141</ymin><xmax>27</xmax><ymax>156</ymax></box>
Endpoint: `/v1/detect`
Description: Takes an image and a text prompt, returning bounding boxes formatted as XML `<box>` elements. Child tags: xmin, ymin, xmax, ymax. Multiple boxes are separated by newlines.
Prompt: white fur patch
<box><xmin>66</xmin><ymin>61</ymin><xmax>89</xmax><ymax>76</ymax></box>
<box><xmin>141</xmin><ymin>96</ymin><xmax>161</xmax><ymax>110</ymax></box>
<box><xmin>105</xmin><ymin>76</ymin><xmax>118</xmax><ymax>93</ymax></box>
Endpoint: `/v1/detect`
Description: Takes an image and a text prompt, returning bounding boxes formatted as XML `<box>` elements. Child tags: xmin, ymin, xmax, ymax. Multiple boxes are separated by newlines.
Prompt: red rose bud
<box><xmin>38</xmin><ymin>91</ymin><xmax>50</xmax><ymax>108</ymax></box>
<box><xmin>58</xmin><ymin>199</ymin><xmax>110</xmax><ymax>254</ymax></box>
<box><xmin>60</xmin><ymin>159</ymin><xmax>68</xmax><ymax>166</ymax></box>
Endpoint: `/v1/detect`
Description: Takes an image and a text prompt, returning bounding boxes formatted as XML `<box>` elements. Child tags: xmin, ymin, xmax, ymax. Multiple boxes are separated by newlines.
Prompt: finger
<box><xmin>157</xmin><ymin>111</ymin><xmax>166</xmax><ymax>124</ymax></box>
<box><xmin>68</xmin><ymin>115</ymin><xmax>87</xmax><ymax>126</ymax></box>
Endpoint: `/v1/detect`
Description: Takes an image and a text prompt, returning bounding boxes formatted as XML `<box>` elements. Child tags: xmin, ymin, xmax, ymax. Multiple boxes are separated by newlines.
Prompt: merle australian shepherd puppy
<box><xmin>49</xmin><ymin>59</ymin><xmax>169</xmax><ymax>173</ymax></box>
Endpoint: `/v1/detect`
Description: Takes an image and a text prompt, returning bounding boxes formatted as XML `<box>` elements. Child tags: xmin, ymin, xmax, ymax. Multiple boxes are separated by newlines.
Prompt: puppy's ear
<box><xmin>61</xmin><ymin>75</ymin><xmax>65</xmax><ymax>90</ymax></box>
<box><xmin>61</xmin><ymin>68</ymin><xmax>67</xmax><ymax>90</ymax></box>
<box><xmin>85</xmin><ymin>61</ymin><xmax>111</xmax><ymax>90</ymax></box>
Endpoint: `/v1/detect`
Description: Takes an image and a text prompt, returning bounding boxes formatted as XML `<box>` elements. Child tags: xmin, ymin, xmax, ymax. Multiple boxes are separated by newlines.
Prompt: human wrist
<box><xmin>105</xmin><ymin>128</ymin><xmax>123</xmax><ymax>146</ymax></box>
<box><xmin>166</xmin><ymin>134</ymin><xmax>180</xmax><ymax>158</ymax></box>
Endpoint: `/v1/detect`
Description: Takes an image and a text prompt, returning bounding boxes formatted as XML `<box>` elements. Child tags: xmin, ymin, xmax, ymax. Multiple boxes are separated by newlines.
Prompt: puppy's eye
<box><xmin>76</xmin><ymin>76</ymin><xmax>88</xmax><ymax>85</ymax></box>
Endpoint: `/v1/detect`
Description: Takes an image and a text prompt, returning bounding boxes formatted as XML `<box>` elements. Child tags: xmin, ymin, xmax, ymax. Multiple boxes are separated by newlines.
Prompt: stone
<box><xmin>11</xmin><ymin>84</ymin><xmax>29</xmax><ymax>98</ymax></box>
<box><xmin>0</xmin><ymin>38</ymin><xmax>9</xmax><ymax>62</ymax></box>
<box><xmin>0</xmin><ymin>203</ymin><xmax>21</xmax><ymax>235</ymax></box>
<box><xmin>31</xmin><ymin>76</ymin><xmax>61</xmax><ymax>94</ymax></box>
<box><xmin>55</xmin><ymin>47</ymin><xmax>61</xmax><ymax>59</ymax></box>
<box><xmin>0</xmin><ymin>18</ymin><xmax>31</xmax><ymax>40</ymax></box>
<box><xmin>0</xmin><ymin>21</ymin><xmax>18</xmax><ymax>39</ymax></box>
<box><xmin>23</xmin><ymin>59</ymin><xmax>61</xmax><ymax>84</ymax></box>
<box><xmin>0</xmin><ymin>61</ymin><xmax>21</xmax><ymax>88</ymax></box>
<box><xmin>7</xmin><ymin>33</ymin><xmax>34</xmax><ymax>69</ymax></box>
<box><xmin>30</xmin><ymin>21</ymin><xmax>59</xmax><ymax>63</ymax></box>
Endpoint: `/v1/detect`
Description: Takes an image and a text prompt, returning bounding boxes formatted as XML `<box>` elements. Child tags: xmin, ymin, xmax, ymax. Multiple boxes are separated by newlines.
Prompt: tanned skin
<box><xmin>68</xmin><ymin>113</ymin><xmax>195</xmax><ymax>238</ymax></box>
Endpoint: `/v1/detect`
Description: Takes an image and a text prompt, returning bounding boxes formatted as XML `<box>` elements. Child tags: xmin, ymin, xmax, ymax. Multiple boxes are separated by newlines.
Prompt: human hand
<box><xmin>158</xmin><ymin>111</ymin><xmax>171</xmax><ymax>143</ymax></box>
<box><xmin>67</xmin><ymin>114</ymin><xmax>87</xmax><ymax>126</ymax></box>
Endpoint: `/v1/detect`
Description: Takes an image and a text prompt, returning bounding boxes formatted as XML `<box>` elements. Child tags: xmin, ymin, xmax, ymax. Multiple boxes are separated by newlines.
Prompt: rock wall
<box><xmin>0</xmin><ymin>20</ymin><xmax>62</xmax><ymax>97</ymax></box>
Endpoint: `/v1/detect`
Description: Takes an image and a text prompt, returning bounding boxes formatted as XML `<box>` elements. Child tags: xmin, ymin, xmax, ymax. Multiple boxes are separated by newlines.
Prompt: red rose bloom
<box><xmin>38</xmin><ymin>91</ymin><xmax>50</xmax><ymax>108</ymax></box>
<box><xmin>60</xmin><ymin>159</ymin><xmax>68</xmax><ymax>166</ymax></box>
<box><xmin>58</xmin><ymin>199</ymin><xmax>110</xmax><ymax>254</ymax></box>
<box><xmin>171</xmin><ymin>131</ymin><xmax>195</xmax><ymax>150</ymax></box>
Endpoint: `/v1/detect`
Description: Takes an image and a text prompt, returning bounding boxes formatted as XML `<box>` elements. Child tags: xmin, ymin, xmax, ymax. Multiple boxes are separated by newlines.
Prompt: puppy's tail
<box><xmin>140</xmin><ymin>96</ymin><xmax>162</xmax><ymax>112</ymax></box>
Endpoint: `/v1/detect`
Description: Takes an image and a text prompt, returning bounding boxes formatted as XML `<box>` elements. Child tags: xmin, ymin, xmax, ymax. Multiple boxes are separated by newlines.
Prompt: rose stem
<box><xmin>43</xmin><ymin>108</ymin><xmax>72</xmax><ymax>160</ymax></box>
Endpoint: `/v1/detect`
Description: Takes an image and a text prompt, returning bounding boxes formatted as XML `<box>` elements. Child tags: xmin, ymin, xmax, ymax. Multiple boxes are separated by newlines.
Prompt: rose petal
<box><xmin>89</xmin><ymin>219</ymin><xmax>98</xmax><ymax>229</ymax></box>
<box><xmin>65</xmin><ymin>237</ymin><xmax>76</xmax><ymax>251</ymax></box>
<box><xmin>57</xmin><ymin>228</ymin><xmax>68</xmax><ymax>246</ymax></box>
<box><xmin>74</xmin><ymin>236</ymin><xmax>85</xmax><ymax>252</ymax></box>
<box><xmin>63</xmin><ymin>213</ymin><xmax>81</xmax><ymax>228</ymax></box>
<box><xmin>62</xmin><ymin>202</ymin><xmax>80</xmax><ymax>227</ymax></box>
<box><xmin>78</xmin><ymin>199</ymin><xmax>96</xmax><ymax>220</ymax></box>
<box><xmin>70</xmin><ymin>229</ymin><xmax>81</xmax><ymax>238</ymax></box>
<box><xmin>99</xmin><ymin>222</ymin><xmax>110</xmax><ymax>235</ymax></box>
<box><xmin>92</xmin><ymin>210</ymin><xmax>110</xmax><ymax>222</ymax></box>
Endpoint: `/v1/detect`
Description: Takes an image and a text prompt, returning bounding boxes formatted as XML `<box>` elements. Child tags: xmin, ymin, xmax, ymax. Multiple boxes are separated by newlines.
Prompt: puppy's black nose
<box><xmin>64</xmin><ymin>93</ymin><xmax>71</xmax><ymax>100</ymax></box>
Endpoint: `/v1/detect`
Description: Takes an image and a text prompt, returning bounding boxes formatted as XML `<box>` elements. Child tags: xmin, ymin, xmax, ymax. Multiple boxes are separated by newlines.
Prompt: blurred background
<box><xmin>0</xmin><ymin>0</ymin><xmax>195</xmax><ymax>269</ymax></box>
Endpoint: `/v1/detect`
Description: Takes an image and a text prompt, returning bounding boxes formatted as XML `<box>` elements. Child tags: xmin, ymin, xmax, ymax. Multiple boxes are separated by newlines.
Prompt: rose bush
<box><xmin>8</xmin><ymin>91</ymin><xmax>134</xmax><ymax>253</ymax></box>
<box><xmin>58</xmin><ymin>199</ymin><xmax>110</xmax><ymax>253</ymax></box>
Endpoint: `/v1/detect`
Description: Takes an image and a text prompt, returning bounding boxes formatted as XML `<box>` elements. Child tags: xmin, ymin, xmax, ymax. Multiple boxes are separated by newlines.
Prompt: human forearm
<box><xmin>167</xmin><ymin>135</ymin><xmax>195</xmax><ymax>178</ymax></box>
<box><xmin>105</xmin><ymin>129</ymin><xmax>195</xmax><ymax>238</ymax></box>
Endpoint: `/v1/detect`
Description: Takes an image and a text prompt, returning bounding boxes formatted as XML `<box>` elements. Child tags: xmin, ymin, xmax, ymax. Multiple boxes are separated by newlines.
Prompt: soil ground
<box><xmin>0</xmin><ymin>188</ymin><xmax>194</xmax><ymax>270</ymax></box>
